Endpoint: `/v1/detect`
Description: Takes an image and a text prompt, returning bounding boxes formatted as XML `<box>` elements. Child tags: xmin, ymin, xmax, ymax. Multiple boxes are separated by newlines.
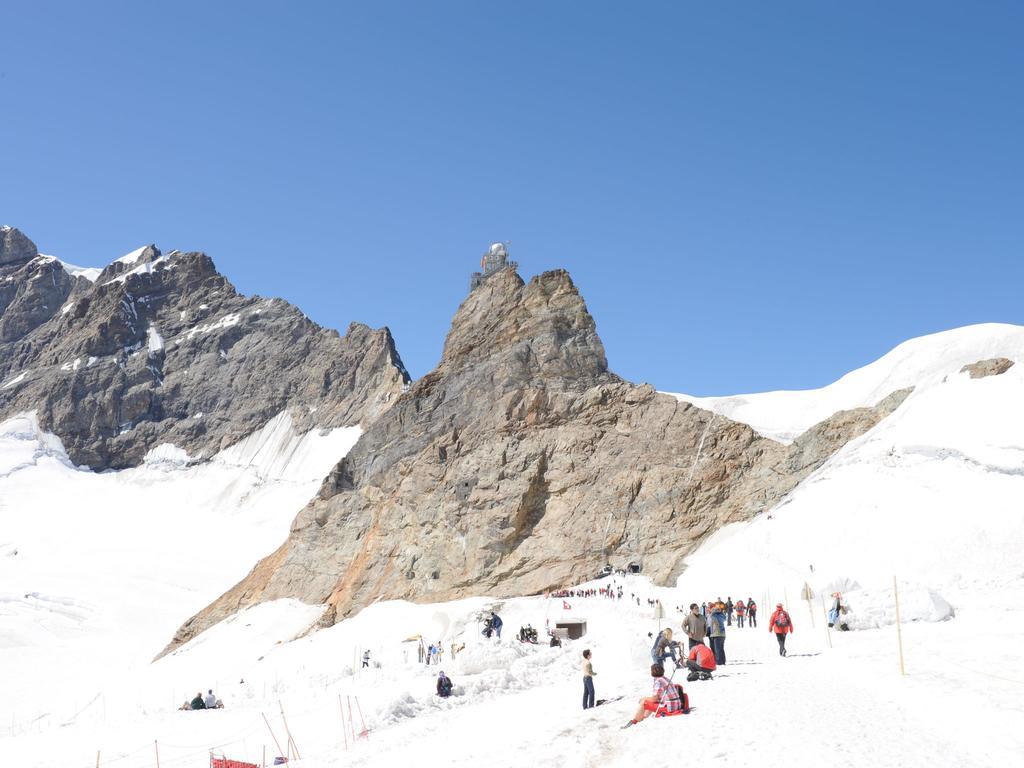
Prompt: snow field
<box><xmin>0</xmin><ymin>411</ymin><xmax>361</xmax><ymax>743</ymax></box>
<box><xmin>3</xmin><ymin>323</ymin><xmax>1024</xmax><ymax>767</ymax></box>
<box><xmin>8</xmin><ymin>576</ymin><xmax>1023</xmax><ymax>768</ymax></box>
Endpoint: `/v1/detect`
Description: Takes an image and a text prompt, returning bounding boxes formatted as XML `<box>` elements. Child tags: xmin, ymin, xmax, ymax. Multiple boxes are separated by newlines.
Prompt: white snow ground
<box><xmin>3</xmin><ymin>325</ymin><xmax>1024</xmax><ymax>767</ymax></box>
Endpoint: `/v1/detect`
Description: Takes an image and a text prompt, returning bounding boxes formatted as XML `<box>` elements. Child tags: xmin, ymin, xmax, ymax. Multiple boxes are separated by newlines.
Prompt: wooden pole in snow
<box><xmin>821</xmin><ymin>595</ymin><xmax>832</xmax><ymax>649</ymax></box>
<box><xmin>893</xmin><ymin>575</ymin><xmax>906</xmax><ymax>676</ymax></box>
<box><xmin>279</xmin><ymin>701</ymin><xmax>301</xmax><ymax>759</ymax></box>
<box><xmin>96</xmin><ymin>750</ymin><xmax>100</xmax><ymax>768</ymax></box>
<box><xmin>154</xmin><ymin>740</ymin><xmax>160</xmax><ymax>768</ymax></box>
<box><xmin>262</xmin><ymin>745</ymin><xmax>266</xmax><ymax>768</ymax></box>
<box><xmin>261</xmin><ymin>713</ymin><xmax>285</xmax><ymax>759</ymax></box>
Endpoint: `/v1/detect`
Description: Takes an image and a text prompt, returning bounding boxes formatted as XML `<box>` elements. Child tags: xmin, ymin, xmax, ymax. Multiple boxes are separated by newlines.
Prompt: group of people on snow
<box><xmin>180</xmin><ymin>689</ymin><xmax>223</xmax><ymax>711</ymax></box>
<box><xmin>613</xmin><ymin>596</ymin><xmax>795</xmax><ymax>724</ymax></box>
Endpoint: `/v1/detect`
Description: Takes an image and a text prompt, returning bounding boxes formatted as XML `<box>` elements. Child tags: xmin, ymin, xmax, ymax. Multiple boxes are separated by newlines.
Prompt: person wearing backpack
<box><xmin>735</xmin><ymin>599</ymin><xmax>746</xmax><ymax>629</ymax></box>
<box><xmin>747</xmin><ymin>598</ymin><xmax>758</xmax><ymax>628</ymax></box>
<box><xmin>768</xmin><ymin>603</ymin><xmax>793</xmax><ymax>656</ymax></box>
<box><xmin>708</xmin><ymin>602</ymin><xmax>727</xmax><ymax>665</ymax></box>
<box><xmin>622</xmin><ymin>662</ymin><xmax>687</xmax><ymax>727</ymax></box>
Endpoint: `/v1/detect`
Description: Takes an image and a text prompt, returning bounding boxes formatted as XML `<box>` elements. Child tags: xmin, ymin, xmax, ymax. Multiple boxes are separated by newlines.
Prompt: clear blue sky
<box><xmin>2</xmin><ymin>2</ymin><xmax>1022</xmax><ymax>394</ymax></box>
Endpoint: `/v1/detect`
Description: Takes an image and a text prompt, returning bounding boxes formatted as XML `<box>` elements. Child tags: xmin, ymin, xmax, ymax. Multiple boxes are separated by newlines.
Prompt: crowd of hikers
<box><xmin>630</xmin><ymin>596</ymin><xmax>794</xmax><ymax>724</ymax></box>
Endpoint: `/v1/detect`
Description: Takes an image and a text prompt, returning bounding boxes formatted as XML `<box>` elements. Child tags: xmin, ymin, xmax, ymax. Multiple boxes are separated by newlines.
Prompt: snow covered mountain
<box><xmin>667</xmin><ymin>323</ymin><xmax>1024</xmax><ymax>443</ymax></box>
<box><xmin>0</xmin><ymin>227</ymin><xmax>408</xmax><ymax>469</ymax></box>
<box><xmin>2</xmin><ymin>227</ymin><xmax>1022</xmax><ymax>766</ymax></box>
<box><xmin>2</xmin><ymin>321</ymin><xmax>1022</xmax><ymax>767</ymax></box>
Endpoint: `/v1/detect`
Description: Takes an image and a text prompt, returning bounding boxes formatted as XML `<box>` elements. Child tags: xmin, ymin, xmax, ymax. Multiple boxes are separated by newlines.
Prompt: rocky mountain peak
<box><xmin>0</xmin><ymin>228</ymin><xmax>410</xmax><ymax>469</ymax></box>
<box><xmin>440</xmin><ymin>267</ymin><xmax>609</xmax><ymax>388</ymax></box>
<box><xmin>0</xmin><ymin>226</ymin><xmax>38</xmax><ymax>267</ymax></box>
<box><xmin>167</xmin><ymin>258</ymin><xmax>912</xmax><ymax>651</ymax></box>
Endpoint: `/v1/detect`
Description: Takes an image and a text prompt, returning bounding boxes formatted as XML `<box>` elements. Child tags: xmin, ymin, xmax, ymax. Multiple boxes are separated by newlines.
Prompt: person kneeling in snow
<box><xmin>436</xmin><ymin>671</ymin><xmax>453</xmax><ymax>698</ymax></box>
<box><xmin>684</xmin><ymin>642</ymin><xmax>716</xmax><ymax>681</ymax></box>
<box><xmin>624</xmin><ymin>663</ymin><xmax>684</xmax><ymax>727</ymax></box>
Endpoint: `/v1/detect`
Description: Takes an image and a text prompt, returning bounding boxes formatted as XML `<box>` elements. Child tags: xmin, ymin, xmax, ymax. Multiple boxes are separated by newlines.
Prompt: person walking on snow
<box><xmin>769</xmin><ymin>603</ymin><xmax>793</xmax><ymax>655</ymax></box>
<box><xmin>708</xmin><ymin>602</ymin><xmax>727</xmax><ymax>665</ymax></box>
<box><xmin>725</xmin><ymin>597</ymin><xmax>735</xmax><ymax>626</ymax></box>
<box><xmin>682</xmin><ymin>603</ymin><xmax>707</xmax><ymax>649</ymax></box>
<box><xmin>747</xmin><ymin>598</ymin><xmax>757</xmax><ymax>628</ymax></box>
<box><xmin>735</xmin><ymin>599</ymin><xmax>746</xmax><ymax>628</ymax></box>
<box><xmin>362</xmin><ymin>650</ymin><xmax>370</xmax><ymax>668</ymax></box>
<box><xmin>582</xmin><ymin>649</ymin><xmax>596</xmax><ymax>709</ymax></box>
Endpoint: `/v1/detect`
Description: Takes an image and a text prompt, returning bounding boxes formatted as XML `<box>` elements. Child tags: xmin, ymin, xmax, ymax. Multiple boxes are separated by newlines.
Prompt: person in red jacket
<box><xmin>684</xmin><ymin>642</ymin><xmax>716</xmax><ymax>681</ymax></box>
<box><xmin>768</xmin><ymin>603</ymin><xmax>793</xmax><ymax>656</ymax></box>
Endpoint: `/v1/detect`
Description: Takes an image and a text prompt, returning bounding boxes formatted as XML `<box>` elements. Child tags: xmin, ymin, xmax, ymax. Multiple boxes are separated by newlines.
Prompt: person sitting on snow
<box><xmin>190</xmin><ymin>692</ymin><xmax>206</xmax><ymax>710</ymax></box>
<box><xmin>436</xmin><ymin>671</ymin><xmax>453</xmax><ymax>698</ymax></box>
<box><xmin>685</xmin><ymin>642</ymin><xmax>716</xmax><ymax>681</ymax></box>
<box><xmin>203</xmin><ymin>689</ymin><xmax>217</xmax><ymax>709</ymax></box>
<box><xmin>623</xmin><ymin>663</ymin><xmax>683</xmax><ymax>727</ymax></box>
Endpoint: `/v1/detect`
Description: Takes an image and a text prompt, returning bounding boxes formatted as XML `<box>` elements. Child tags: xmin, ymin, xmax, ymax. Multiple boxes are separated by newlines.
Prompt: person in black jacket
<box><xmin>436</xmin><ymin>671</ymin><xmax>453</xmax><ymax>697</ymax></box>
<box><xmin>190</xmin><ymin>692</ymin><xmax>206</xmax><ymax>710</ymax></box>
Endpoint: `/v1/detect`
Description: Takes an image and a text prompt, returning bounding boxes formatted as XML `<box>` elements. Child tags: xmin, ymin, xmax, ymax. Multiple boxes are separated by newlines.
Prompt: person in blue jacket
<box><xmin>708</xmin><ymin>602</ymin><xmax>728</xmax><ymax>665</ymax></box>
<box><xmin>490</xmin><ymin>612</ymin><xmax>503</xmax><ymax>639</ymax></box>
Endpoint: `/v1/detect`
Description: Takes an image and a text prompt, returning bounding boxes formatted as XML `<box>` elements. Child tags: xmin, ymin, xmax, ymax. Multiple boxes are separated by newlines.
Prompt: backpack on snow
<box><xmin>774</xmin><ymin>612</ymin><xmax>790</xmax><ymax>629</ymax></box>
<box><xmin>675</xmin><ymin>685</ymin><xmax>691</xmax><ymax>714</ymax></box>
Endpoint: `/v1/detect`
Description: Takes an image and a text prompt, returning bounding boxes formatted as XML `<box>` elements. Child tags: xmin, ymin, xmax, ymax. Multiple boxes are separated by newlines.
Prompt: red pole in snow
<box><xmin>347</xmin><ymin>696</ymin><xmax>356</xmax><ymax>743</ymax></box>
<box><xmin>355</xmin><ymin>697</ymin><xmax>369</xmax><ymax>739</ymax></box>
<box><xmin>339</xmin><ymin>694</ymin><xmax>349</xmax><ymax>750</ymax></box>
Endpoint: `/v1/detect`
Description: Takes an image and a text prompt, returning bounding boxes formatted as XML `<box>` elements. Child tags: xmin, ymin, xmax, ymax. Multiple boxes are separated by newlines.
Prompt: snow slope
<box><xmin>3</xmin><ymin>324</ymin><xmax>1024</xmax><ymax>768</ymax></box>
<box><xmin>667</xmin><ymin>323</ymin><xmax>1024</xmax><ymax>442</ymax></box>
<box><xmin>0</xmin><ymin>411</ymin><xmax>360</xmax><ymax>741</ymax></box>
<box><xmin>675</xmin><ymin>344</ymin><xmax>1024</xmax><ymax>599</ymax></box>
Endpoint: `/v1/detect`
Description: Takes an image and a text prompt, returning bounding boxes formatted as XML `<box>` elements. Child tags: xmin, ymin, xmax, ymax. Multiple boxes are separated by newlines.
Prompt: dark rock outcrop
<box><xmin>167</xmin><ymin>266</ymin><xmax>909</xmax><ymax>651</ymax></box>
<box><xmin>0</xmin><ymin>227</ymin><xmax>410</xmax><ymax>469</ymax></box>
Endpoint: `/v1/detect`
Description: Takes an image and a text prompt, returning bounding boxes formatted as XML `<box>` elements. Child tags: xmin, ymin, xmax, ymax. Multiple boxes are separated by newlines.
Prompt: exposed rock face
<box><xmin>168</xmin><ymin>267</ymin><xmax>910</xmax><ymax>651</ymax></box>
<box><xmin>960</xmin><ymin>357</ymin><xmax>1015</xmax><ymax>379</ymax></box>
<box><xmin>0</xmin><ymin>228</ymin><xmax>409</xmax><ymax>469</ymax></box>
<box><xmin>0</xmin><ymin>226</ymin><xmax>38</xmax><ymax>267</ymax></box>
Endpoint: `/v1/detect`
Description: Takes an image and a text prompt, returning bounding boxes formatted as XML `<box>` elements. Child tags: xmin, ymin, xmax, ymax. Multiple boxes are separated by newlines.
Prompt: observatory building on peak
<box><xmin>469</xmin><ymin>242</ymin><xmax>518</xmax><ymax>292</ymax></box>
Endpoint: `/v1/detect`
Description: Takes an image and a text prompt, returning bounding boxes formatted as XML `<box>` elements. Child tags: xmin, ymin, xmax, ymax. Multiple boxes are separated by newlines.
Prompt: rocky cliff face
<box><xmin>168</xmin><ymin>266</ymin><xmax>910</xmax><ymax>650</ymax></box>
<box><xmin>0</xmin><ymin>227</ymin><xmax>409</xmax><ymax>469</ymax></box>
